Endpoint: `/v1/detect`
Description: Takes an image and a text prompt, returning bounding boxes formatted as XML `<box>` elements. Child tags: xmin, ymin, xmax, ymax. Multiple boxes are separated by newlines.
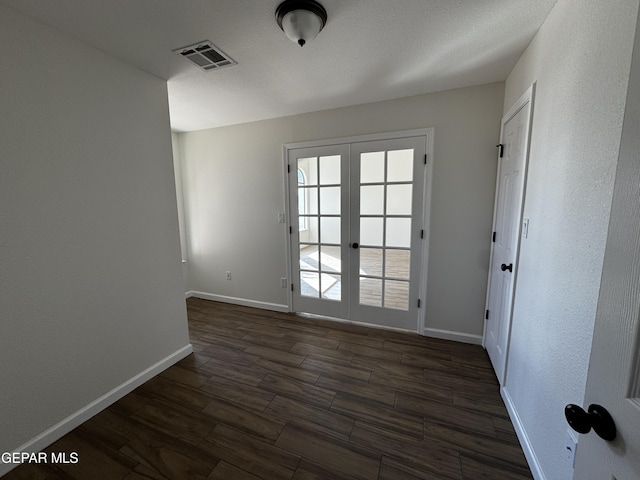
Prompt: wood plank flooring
<box><xmin>5</xmin><ymin>298</ymin><xmax>532</xmax><ymax>479</ymax></box>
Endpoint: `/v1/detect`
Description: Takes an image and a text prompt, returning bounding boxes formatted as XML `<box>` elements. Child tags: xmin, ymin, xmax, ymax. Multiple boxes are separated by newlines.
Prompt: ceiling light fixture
<box><xmin>275</xmin><ymin>0</ymin><xmax>327</xmax><ymax>47</ymax></box>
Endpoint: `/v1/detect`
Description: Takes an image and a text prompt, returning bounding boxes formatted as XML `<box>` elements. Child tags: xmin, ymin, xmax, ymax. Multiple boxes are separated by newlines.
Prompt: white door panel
<box><xmin>573</xmin><ymin>18</ymin><xmax>640</xmax><ymax>476</ymax></box>
<box><xmin>349</xmin><ymin>137</ymin><xmax>426</xmax><ymax>330</ymax></box>
<box><xmin>484</xmin><ymin>86</ymin><xmax>534</xmax><ymax>384</ymax></box>
<box><xmin>289</xmin><ymin>144</ymin><xmax>350</xmax><ymax>320</ymax></box>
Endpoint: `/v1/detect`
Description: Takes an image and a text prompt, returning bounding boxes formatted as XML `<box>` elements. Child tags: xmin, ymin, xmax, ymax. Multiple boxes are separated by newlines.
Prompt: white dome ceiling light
<box><xmin>275</xmin><ymin>0</ymin><xmax>327</xmax><ymax>47</ymax></box>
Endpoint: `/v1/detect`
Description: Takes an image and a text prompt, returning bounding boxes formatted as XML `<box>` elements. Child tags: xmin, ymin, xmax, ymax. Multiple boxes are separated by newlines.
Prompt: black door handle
<box><xmin>565</xmin><ymin>404</ymin><xmax>616</xmax><ymax>441</ymax></box>
<box><xmin>351</xmin><ymin>242</ymin><xmax>359</xmax><ymax>249</ymax></box>
<box><xmin>501</xmin><ymin>263</ymin><xmax>513</xmax><ymax>272</ymax></box>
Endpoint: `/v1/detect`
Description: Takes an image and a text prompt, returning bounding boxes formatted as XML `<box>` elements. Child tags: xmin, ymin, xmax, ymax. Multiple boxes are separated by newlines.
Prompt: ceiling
<box><xmin>1</xmin><ymin>0</ymin><xmax>557</xmax><ymax>132</ymax></box>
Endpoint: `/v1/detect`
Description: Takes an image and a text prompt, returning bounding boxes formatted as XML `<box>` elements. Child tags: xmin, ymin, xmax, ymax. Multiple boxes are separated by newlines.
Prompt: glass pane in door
<box><xmin>385</xmin><ymin>249</ymin><xmax>410</xmax><ymax>279</ymax></box>
<box><xmin>320</xmin><ymin>217</ymin><xmax>340</xmax><ymax>244</ymax></box>
<box><xmin>320</xmin><ymin>187</ymin><xmax>340</xmax><ymax>214</ymax></box>
<box><xmin>360</xmin><ymin>248</ymin><xmax>383</xmax><ymax>277</ymax></box>
<box><xmin>360</xmin><ymin>218</ymin><xmax>383</xmax><ymax>246</ymax></box>
<box><xmin>387</xmin><ymin>149</ymin><xmax>413</xmax><ymax>182</ymax></box>
<box><xmin>301</xmin><ymin>157</ymin><xmax>318</xmax><ymax>185</ymax></box>
<box><xmin>301</xmin><ymin>271</ymin><xmax>320</xmax><ymax>298</ymax></box>
<box><xmin>360</xmin><ymin>151</ymin><xmax>385</xmax><ymax>183</ymax></box>
<box><xmin>319</xmin><ymin>155</ymin><xmax>341</xmax><ymax>184</ymax></box>
<box><xmin>320</xmin><ymin>246</ymin><xmax>341</xmax><ymax>273</ymax></box>
<box><xmin>384</xmin><ymin>280</ymin><xmax>409</xmax><ymax>310</ymax></box>
<box><xmin>321</xmin><ymin>273</ymin><xmax>341</xmax><ymax>300</ymax></box>
<box><xmin>360</xmin><ymin>278</ymin><xmax>382</xmax><ymax>307</ymax></box>
<box><xmin>299</xmin><ymin>244</ymin><xmax>319</xmax><ymax>271</ymax></box>
<box><xmin>360</xmin><ymin>186</ymin><xmax>384</xmax><ymax>214</ymax></box>
<box><xmin>386</xmin><ymin>218</ymin><xmax>411</xmax><ymax>248</ymax></box>
<box><xmin>386</xmin><ymin>184</ymin><xmax>412</xmax><ymax>215</ymax></box>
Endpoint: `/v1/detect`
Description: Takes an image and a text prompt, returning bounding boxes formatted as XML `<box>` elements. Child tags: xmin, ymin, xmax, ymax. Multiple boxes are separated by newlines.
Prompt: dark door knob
<box><xmin>501</xmin><ymin>263</ymin><xmax>513</xmax><ymax>272</ymax></box>
<box><xmin>351</xmin><ymin>242</ymin><xmax>359</xmax><ymax>249</ymax></box>
<box><xmin>565</xmin><ymin>404</ymin><xmax>616</xmax><ymax>441</ymax></box>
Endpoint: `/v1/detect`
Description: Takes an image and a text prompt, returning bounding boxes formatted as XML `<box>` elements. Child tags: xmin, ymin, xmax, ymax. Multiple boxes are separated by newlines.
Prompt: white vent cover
<box><xmin>173</xmin><ymin>41</ymin><xmax>236</xmax><ymax>72</ymax></box>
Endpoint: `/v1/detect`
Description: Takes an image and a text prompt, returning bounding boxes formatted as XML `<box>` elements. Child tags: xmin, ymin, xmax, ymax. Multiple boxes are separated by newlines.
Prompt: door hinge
<box><xmin>289</xmin><ymin>226</ymin><xmax>292</xmax><ymax>234</ymax></box>
<box><xmin>420</xmin><ymin>229</ymin><xmax>424</xmax><ymax>239</ymax></box>
<box><xmin>496</xmin><ymin>144</ymin><xmax>504</xmax><ymax>158</ymax></box>
<box><xmin>291</xmin><ymin>283</ymin><xmax>294</xmax><ymax>292</ymax></box>
<box><xmin>424</xmin><ymin>154</ymin><xmax>428</xmax><ymax>165</ymax></box>
<box><xmin>417</xmin><ymin>299</ymin><xmax>421</xmax><ymax>308</ymax></box>
<box><xmin>485</xmin><ymin>309</ymin><xmax>489</xmax><ymax>320</ymax></box>
<box><xmin>492</xmin><ymin>231</ymin><xmax>496</xmax><ymax>242</ymax></box>
<box><xmin>287</xmin><ymin>164</ymin><xmax>291</xmax><ymax>173</ymax></box>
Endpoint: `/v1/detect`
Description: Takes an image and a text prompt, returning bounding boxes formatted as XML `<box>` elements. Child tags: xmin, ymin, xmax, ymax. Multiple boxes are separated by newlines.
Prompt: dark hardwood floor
<box><xmin>5</xmin><ymin>298</ymin><xmax>532</xmax><ymax>479</ymax></box>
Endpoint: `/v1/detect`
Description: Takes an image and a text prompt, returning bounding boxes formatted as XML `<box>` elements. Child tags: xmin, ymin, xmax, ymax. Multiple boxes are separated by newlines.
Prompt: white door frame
<box><xmin>483</xmin><ymin>83</ymin><xmax>535</xmax><ymax>383</ymax></box>
<box><xmin>283</xmin><ymin>128</ymin><xmax>434</xmax><ymax>334</ymax></box>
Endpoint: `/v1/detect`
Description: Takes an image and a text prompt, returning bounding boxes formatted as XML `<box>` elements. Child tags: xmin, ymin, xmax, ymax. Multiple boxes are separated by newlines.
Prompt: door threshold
<box><xmin>295</xmin><ymin>311</ymin><xmax>418</xmax><ymax>335</ymax></box>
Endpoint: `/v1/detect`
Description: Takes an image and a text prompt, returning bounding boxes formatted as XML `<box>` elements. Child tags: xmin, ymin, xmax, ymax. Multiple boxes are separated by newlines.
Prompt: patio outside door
<box><xmin>287</xmin><ymin>132</ymin><xmax>429</xmax><ymax>331</ymax></box>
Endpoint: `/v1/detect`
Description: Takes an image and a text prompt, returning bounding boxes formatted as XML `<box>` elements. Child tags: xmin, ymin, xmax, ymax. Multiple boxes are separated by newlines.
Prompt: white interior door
<box><xmin>484</xmin><ymin>86</ymin><xmax>534</xmax><ymax>384</ymax></box>
<box><xmin>287</xmin><ymin>133</ymin><xmax>429</xmax><ymax>331</ymax></box>
<box><xmin>572</xmin><ymin>24</ymin><xmax>640</xmax><ymax>477</ymax></box>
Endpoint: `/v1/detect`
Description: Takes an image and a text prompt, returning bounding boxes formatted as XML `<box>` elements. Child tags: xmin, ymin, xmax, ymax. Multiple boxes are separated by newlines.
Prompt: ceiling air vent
<box><xmin>173</xmin><ymin>41</ymin><xmax>236</xmax><ymax>72</ymax></box>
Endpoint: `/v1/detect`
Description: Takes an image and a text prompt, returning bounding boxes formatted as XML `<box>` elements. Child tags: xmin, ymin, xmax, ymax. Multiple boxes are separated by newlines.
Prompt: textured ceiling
<box><xmin>1</xmin><ymin>0</ymin><xmax>557</xmax><ymax>132</ymax></box>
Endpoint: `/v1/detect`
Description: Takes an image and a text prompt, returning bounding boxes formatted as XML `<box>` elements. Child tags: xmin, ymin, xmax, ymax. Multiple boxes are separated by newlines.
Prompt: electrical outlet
<box><xmin>565</xmin><ymin>429</ymin><xmax>577</xmax><ymax>468</ymax></box>
<box><xmin>226</xmin><ymin>271</ymin><xmax>232</xmax><ymax>281</ymax></box>
<box><xmin>280</xmin><ymin>277</ymin><xmax>287</xmax><ymax>288</ymax></box>
<box><xmin>277</xmin><ymin>212</ymin><xmax>285</xmax><ymax>223</ymax></box>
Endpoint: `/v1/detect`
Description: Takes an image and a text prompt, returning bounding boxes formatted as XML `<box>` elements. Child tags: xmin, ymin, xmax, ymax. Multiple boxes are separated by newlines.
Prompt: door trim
<box><xmin>483</xmin><ymin>83</ymin><xmax>536</xmax><ymax>384</ymax></box>
<box><xmin>283</xmin><ymin>128</ymin><xmax>433</xmax><ymax>334</ymax></box>
<box><xmin>284</xmin><ymin>128</ymin><xmax>432</xmax><ymax>150</ymax></box>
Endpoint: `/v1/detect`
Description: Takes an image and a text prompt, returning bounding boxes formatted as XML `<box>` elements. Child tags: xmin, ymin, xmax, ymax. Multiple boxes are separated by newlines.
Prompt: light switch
<box><xmin>522</xmin><ymin>218</ymin><xmax>530</xmax><ymax>238</ymax></box>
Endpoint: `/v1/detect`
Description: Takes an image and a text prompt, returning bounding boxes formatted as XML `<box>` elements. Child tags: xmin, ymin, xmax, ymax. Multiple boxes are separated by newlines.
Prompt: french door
<box><xmin>287</xmin><ymin>133</ymin><xmax>429</xmax><ymax>331</ymax></box>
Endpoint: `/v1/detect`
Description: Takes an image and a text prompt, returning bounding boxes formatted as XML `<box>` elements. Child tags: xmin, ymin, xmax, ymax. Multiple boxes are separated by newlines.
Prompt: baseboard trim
<box><xmin>422</xmin><ymin>327</ymin><xmax>483</xmax><ymax>345</ymax></box>
<box><xmin>501</xmin><ymin>386</ymin><xmax>545</xmax><ymax>480</ymax></box>
<box><xmin>0</xmin><ymin>344</ymin><xmax>193</xmax><ymax>477</ymax></box>
<box><xmin>186</xmin><ymin>291</ymin><xmax>289</xmax><ymax>313</ymax></box>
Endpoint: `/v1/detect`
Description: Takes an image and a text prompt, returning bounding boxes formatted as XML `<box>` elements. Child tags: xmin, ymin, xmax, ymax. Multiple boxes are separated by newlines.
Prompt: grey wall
<box><xmin>0</xmin><ymin>4</ymin><xmax>190</xmax><ymax>459</ymax></box>
<box><xmin>502</xmin><ymin>0</ymin><xmax>639</xmax><ymax>478</ymax></box>
<box><xmin>178</xmin><ymin>82</ymin><xmax>504</xmax><ymax>341</ymax></box>
<box><xmin>172</xmin><ymin>132</ymin><xmax>190</xmax><ymax>289</ymax></box>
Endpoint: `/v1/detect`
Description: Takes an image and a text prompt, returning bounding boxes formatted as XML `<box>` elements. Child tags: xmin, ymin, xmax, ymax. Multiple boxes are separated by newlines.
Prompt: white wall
<box><xmin>502</xmin><ymin>0</ymin><xmax>639</xmax><ymax>478</ymax></box>
<box><xmin>172</xmin><ymin>132</ymin><xmax>190</xmax><ymax>289</ymax></box>
<box><xmin>178</xmin><ymin>82</ymin><xmax>504</xmax><ymax>340</ymax></box>
<box><xmin>172</xmin><ymin>132</ymin><xmax>189</xmax><ymax>263</ymax></box>
<box><xmin>0</xmin><ymin>4</ymin><xmax>191</xmax><ymax>466</ymax></box>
